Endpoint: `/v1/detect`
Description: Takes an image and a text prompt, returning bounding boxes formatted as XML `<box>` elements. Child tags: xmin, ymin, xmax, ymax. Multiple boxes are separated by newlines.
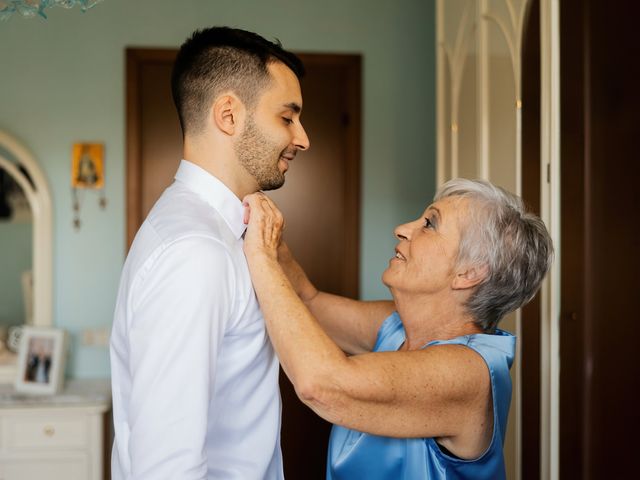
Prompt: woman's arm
<box><xmin>277</xmin><ymin>241</ymin><xmax>394</xmax><ymax>354</ymax></box>
<box><xmin>243</xmin><ymin>193</ymin><xmax>494</xmax><ymax>458</ymax></box>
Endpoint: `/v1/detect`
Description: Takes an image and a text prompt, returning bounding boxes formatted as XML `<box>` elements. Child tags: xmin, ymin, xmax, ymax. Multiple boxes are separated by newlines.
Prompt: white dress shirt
<box><xmin>110</xmin><ymin>160</ymin><xmax>283</xmax><ymax>479</ymax></box>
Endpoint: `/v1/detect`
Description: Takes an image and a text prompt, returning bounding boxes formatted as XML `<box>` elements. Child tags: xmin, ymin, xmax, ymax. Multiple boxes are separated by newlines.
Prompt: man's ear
<box><xmin>212</xmin><ymin>93</ymin><xmax>245</xmax><ymax>136</ymax></box>
<box><xmin>452</xmin><ymin>264</ymin><xmax>489</xmax><ymax>290</ymax></box>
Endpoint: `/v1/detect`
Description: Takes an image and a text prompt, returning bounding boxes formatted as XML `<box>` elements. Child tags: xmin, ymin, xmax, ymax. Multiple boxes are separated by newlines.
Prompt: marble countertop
<box><xmin>0</xmin><ymin>378</ymin><xmax>111</xmax><ymax>408</ymax></box>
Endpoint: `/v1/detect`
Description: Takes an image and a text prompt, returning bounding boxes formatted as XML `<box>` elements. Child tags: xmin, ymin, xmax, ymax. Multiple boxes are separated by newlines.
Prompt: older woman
<box><xmin>242</xmin><ymin>178</ymin><xmax>553</xmax><ymax>480</ymax></box>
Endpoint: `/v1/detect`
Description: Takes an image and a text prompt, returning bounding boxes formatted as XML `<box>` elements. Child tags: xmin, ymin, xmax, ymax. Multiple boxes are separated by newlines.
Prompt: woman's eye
<box><xmin>423</xmin><ymin>217</ymin><xmax>434</xmax><ymax>229</ymax></box>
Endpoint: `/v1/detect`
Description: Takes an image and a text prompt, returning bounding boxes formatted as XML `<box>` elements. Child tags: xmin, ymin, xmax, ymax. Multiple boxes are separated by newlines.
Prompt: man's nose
<box><xmin>294</xmin><ymin>123</ymin><xmax>310</xmax><ymax>151</ymax></box>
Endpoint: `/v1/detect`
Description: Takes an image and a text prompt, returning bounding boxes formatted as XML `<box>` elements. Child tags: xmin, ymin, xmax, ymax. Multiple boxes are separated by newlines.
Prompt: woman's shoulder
<box><xmin>424</xmin><ymin>329</ymin><xmax>516</xmax><ymax>378</ymax></box>
<box><xmin>466</xmin><ymin>329</ymin><xmax>516</xmax><ymax>368</ymax></box>
<box><xmin>431</xmin><ymin>329</ymin><xmax>515</xmax><ymax>357</ymax></box>
<box><xmin>373</xmin><ymin>313</ymin><xmax>516</xmax><ymax>365</ymax></box>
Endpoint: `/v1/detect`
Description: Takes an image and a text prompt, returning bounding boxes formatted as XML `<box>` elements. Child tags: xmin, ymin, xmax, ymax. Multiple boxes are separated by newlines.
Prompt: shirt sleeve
<box><xmin>126</xmin><ymin>236</ymin><xmax>236</xmax><ymax>479</ymax></box>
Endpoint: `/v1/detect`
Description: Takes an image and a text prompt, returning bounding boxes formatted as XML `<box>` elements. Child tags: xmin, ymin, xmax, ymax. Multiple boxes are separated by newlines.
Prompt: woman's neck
<box><xmin>393</xmin><ymin>291</ymin><xmax>482</xmax><ymax>351</ymax></box>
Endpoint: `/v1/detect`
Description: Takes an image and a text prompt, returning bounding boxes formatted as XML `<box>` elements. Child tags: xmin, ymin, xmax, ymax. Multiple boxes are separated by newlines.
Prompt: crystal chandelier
<box><xmin>0</xmin><ymin>0</ymin><xmax>104</xmax><ymax>20</ymax></box>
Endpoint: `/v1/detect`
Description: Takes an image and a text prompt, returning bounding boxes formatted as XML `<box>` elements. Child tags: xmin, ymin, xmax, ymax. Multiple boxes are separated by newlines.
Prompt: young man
<box><xmin>110</xmin><ymin>27</ymin><xmax>309</xmax><ymax>479</ymax></box>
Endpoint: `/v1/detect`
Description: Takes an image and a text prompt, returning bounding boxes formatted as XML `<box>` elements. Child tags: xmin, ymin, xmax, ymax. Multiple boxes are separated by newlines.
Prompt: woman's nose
<box><xmin>394</xmin><ymin>222</ymin><xmax>412</xmax><ymax>241</ymax></box>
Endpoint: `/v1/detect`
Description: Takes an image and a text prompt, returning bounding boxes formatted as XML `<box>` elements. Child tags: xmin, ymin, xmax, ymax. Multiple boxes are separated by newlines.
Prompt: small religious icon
<box><xmin>71</xmin><ymin>143</ymin><xmax>104</xmax><ymax>189</ymax></box>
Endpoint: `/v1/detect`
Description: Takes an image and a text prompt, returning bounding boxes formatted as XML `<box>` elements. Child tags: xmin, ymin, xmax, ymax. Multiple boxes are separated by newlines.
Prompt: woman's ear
<box><xmin>452</xmin><ymin>264</ymin><xmax>489</xmax><ymax>290</ymax></box>
<box><xmin>211</xmin><ymin>93</ymin><xmax>245</xmax><ymax>136</ymax></box>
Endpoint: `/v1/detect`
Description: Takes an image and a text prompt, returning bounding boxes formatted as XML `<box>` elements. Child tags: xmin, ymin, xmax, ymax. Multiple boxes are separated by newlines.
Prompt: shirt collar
<box><xmin>174</xmin><ymin>160</ymin><xmax>247</xmax><ymax>240</ymax></box>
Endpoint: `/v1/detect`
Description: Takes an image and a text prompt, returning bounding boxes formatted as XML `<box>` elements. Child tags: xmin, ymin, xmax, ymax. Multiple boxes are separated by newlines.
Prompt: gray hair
<box><xmin>435</xmin><ymin>178</ymin><xmax>554</xmax><ymax>332</ymax></box>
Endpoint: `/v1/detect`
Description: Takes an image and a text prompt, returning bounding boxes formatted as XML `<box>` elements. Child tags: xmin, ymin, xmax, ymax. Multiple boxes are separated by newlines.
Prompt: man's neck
<box><xmin>184</xmin><ymin>140</ymin><xmax>258</xmax><ymax>200</ymax></box>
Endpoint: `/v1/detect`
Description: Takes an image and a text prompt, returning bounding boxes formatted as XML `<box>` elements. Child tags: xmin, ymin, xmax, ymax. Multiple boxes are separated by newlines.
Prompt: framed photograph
<box><xmin>15</xmin><ymin>327</ymin><xmax>67</xmax><ymax>395</ymax></box>
<box><xmin>71</xmin><ymin>142</ymin><xmax>104</xmax><ymax>189</ymax></box>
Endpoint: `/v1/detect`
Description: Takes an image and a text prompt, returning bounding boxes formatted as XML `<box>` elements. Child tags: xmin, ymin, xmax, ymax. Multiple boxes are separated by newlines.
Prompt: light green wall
<box><xmin>0</xmin><ymin>0</ymin><xmax>435</xmax><ymax>378</ymax></box>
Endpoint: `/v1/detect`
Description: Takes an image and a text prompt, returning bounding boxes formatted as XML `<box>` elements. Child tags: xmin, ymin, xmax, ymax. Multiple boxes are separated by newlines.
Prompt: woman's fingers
<box><xmin>242</xmin><ymin>192</ymin><xmax>286</xmax><ymax>257</ymax></box>
<box><xmin>259</xmin><ymin>194</ymin><xmax>285</xmax><ymax>246</ymax></box>
<box><xmin>243</xmin><ymin>202</ymin><xmax>251</xmax><ymax>225</ymax></box>
<box><xmin>246</xmin><ymin>194</ymin><xmax>284</xmax><ymax>230</ymax></box>
<box><xmin>259</xmin><ymin>194</ymin><xmax>285</xmax><ymax>237</ymax></box>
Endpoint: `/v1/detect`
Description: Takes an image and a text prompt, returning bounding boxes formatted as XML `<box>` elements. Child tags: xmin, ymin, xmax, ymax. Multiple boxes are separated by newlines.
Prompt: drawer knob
<box><xmin>43</xmin><ymin>425</ymin><xmax>55</xmax><ymax>437</ymax></box>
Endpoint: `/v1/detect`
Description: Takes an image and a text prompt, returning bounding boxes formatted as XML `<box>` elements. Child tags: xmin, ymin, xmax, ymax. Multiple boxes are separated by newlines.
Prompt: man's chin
<box><xmin>259</xmin><ymin>176</ymin><xmax>286</xmax><ymax>191</ymax></box>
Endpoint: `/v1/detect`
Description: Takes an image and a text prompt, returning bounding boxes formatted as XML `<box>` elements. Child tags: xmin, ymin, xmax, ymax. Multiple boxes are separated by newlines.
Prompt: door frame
<box><xmin>539</xmin><ymin>1</ymin><xmax>561</xmax><ymax>478</ymax></box>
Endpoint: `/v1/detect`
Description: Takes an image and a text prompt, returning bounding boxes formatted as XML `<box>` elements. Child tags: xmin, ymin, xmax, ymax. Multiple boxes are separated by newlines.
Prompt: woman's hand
<box><xmin>242</xmin><ymin>192</ymin><xmax>285</xmax><ymax>262</ymax></box>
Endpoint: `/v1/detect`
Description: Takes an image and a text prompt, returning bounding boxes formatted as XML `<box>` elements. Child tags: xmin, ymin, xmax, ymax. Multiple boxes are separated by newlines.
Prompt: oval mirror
<box><xmin>0</xmin><ymin>131</ymin><xmax>52</xmax><ymax>383</ymax></box>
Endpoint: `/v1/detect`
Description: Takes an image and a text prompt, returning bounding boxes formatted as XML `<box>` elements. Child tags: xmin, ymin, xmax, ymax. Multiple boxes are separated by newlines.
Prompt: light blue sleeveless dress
<box><xmin>326</xmin><ymin>312</ymin><xmax>515</xmax><ymax>480</ymax></box>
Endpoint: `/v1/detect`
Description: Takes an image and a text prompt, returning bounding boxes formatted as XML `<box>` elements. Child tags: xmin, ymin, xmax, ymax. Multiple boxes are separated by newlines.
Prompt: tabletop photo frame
<box><xmin>15</xmin><ymin>326</ymin><xmax>67</xmax><ymax>395</ymax></box>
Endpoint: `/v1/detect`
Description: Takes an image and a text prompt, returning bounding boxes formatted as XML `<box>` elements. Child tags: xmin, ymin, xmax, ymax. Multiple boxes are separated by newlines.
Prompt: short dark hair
<box><xmin>171</xmin><ymin>26</ymin><xmax>304</xmax><ymax>136</ymax></box>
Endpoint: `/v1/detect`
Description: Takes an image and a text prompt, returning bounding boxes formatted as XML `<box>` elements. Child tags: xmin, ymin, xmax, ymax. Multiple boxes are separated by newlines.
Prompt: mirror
<box><xmin>0</xmin><ymin>167</ymin><xmax>33</xmax><ymax>327</ymax></box>
<box><xmin>0</xmin><ymin>131</ymin><xmax>52</xmax><ymax>383</ymax></box>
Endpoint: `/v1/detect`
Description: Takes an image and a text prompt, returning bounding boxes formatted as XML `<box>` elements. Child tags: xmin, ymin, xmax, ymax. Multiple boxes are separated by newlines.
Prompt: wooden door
<box><xmin>520</xmin><ymin>1</ymin><xmax>541</xmax><ymax>478</ymax></box>
<box><xmin>559</xmin><ymin>1</ymin><xmax>640</xmax><ymax>477</ymax></box>
<box><xmin>126</xmin><ymin>49</ymin><xmax>361</xmax><ymax>479</ymax></box>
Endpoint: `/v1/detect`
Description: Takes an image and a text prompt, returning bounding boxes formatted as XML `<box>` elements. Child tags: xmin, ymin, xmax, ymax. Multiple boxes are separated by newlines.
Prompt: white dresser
<box><xmin>0</xmin><ymin>379</ymin><xmax>111</xmax><ymax>480</ymax></box>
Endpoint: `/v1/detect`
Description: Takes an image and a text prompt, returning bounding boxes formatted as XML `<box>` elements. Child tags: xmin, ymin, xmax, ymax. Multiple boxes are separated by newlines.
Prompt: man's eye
<box><xmin>282</xmin><ymin>117</ymin><xmax>293</xmax><ymax>125</ymax></box>
<box><xmin>423</xmin><ymin>217</ymin><xmax>434</xmax><ymax>229</ymax></box>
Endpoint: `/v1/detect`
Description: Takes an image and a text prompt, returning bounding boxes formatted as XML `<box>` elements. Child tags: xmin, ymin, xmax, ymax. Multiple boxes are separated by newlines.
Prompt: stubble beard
<box><xmin>236</xmin><ymin>116</ymin><xmax>287</xmax><ymax>192</ymax></box>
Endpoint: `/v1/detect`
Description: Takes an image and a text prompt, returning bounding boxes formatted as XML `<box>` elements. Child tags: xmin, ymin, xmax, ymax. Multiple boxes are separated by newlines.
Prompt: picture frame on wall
<box><xmin>71</xmin><ymin>142</ymin><xmax>104</xmax><ymax>189</ymax></box>
<box><xmin>15</xmin><ymin>327</ymin><xmax>67</xmax><ymax>395</ymax></box>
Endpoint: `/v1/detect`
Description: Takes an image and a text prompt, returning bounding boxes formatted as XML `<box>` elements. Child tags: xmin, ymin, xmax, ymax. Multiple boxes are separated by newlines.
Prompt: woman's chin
<box><xmin>381</xmin><ymin>269</ymin><xmax>393</xmax><ymax>287</ymax></box>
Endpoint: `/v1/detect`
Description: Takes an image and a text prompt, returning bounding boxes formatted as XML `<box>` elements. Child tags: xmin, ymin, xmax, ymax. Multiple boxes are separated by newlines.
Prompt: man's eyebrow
<box><xmin>283</xmin><ymin>102</ymin><xmax>302</xmax><ymax>113</ymax></box>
